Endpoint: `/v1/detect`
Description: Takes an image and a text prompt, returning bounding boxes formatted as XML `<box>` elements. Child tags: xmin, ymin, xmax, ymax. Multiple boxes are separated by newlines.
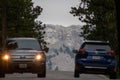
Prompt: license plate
<box><xmin>92</xmin><ymin>56</ymin><xmax>101</xmax><ymax>60</ymax></box>
<box><xmin>19</xmin><ymin>64</ymin><xmax>27</xmax><ymax>68</ymax></box>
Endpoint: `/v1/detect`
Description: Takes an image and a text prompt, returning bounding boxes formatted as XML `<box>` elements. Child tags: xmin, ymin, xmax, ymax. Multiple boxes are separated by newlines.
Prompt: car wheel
<box><xmin>37</xmin><ymin>67</ymin><xmax>46</xmax><ymax>78</ymax></box>
<box><xmin>0</xmin><ymin>65</ymin><xmax>5</xmax><ymax>78</ymax></box>
<box><xmin>0</xmin><ymin>73</ymin><xmax>5</xmax><ymax>78</ymax></box>
<box><xmin>37</xmin><ymin>72</ymin><xmax>46</xmax><ymax>78</ymax></box>
<box><xmin>74</xmin><ymin>69</ymin><xmax>79</xmax><ymax>78</ymax></box>
<box><xmin>74</xmin><ymin>64</ymin><xmax>79</xmax><ymax>78</ymax></box>
<box><xmin>109</xmin><ymin>72</ymin><xmax>117</xmax><ymax>79</ymax></box>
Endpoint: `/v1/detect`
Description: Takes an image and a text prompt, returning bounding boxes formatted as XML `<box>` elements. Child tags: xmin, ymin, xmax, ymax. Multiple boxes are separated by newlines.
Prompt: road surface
<box><xmin>0</xmin><ymin>70</ymin><xmax>110</xmax><ymax>80</ymax></box>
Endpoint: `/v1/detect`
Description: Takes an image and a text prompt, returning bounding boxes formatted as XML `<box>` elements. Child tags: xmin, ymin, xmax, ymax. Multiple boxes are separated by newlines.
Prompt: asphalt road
<box><xmin>0</xmin><ymin>70</ymin><xmax>110</xmax><ymax>80</ymax></box>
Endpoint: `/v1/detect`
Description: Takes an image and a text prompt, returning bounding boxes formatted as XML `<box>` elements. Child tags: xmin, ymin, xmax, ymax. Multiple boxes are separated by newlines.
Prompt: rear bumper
<box><xmin>76</xmin><ymin>58</ymin><xmax>116</xmax><ymax>73</ymax></box>
<box><xmin>76</xmin><ymin>63</ymin><xmax>116</xmax><ymax>74</ymax></box>
<box><xmin>1</xmin><ymin>61</ymin><xmax>46</xmax><ymax>73</ymax></box>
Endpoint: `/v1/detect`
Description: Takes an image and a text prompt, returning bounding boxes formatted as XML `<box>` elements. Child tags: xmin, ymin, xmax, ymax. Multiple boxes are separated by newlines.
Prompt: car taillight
<box><xmin>79</xmin><ymin>49</ymin><xmax>86</xmax><ymax>54</ymax></box>
<box><xmin>107</xmin><ymin>50</ymin><xmax>115</xmax><ymax>56</ymax></box>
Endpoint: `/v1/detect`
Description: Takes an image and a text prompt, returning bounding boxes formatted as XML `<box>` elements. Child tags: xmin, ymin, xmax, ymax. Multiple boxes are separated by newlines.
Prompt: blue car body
<box><xmin>74</xmin><ymin>40</ymin><xmax>117</xmax><ymax>79</ymax></box>
<box><xmin>77</xmin><ymin>50</ymin><xmax>116</xmax><ymax>68</ymax></box>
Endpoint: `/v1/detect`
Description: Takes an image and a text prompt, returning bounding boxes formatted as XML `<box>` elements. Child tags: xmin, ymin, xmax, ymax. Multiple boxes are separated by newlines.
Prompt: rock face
<box><xmin>44</xmin><ymin>24</ymin><xmax>83</xmax><ymax>71</ymax></box>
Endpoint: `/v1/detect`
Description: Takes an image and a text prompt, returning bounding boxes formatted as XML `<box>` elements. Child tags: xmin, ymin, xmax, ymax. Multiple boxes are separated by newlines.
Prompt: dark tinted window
<box><xmin>81</xmin><ymin>42</ymin><xmax>111</xmax><ymax>51</ymax></box>
<box><xmin>6</xmin><ymin>39</ymin><xmax>41</xmax><ymax>50</ymax></box>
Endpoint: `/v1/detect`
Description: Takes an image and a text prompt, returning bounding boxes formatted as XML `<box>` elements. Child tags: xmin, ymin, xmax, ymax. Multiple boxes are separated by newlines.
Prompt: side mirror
<box><xmin>72</xmin><ymin>49</ymin><xmax>78</xmax><ymax>53</ymax></box>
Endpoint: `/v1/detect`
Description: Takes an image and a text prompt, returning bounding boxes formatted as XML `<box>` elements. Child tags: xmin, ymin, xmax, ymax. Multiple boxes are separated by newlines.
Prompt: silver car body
<box><xmin>0</xmin><ymin>38</ymin><xmax>46</xmax><ymax>77</ymax></box>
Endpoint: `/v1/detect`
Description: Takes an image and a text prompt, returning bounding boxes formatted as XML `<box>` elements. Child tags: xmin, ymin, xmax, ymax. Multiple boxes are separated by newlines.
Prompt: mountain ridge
<box><xmin>44</xmin><ymin>24</ymin><xmax>83</xmax><ymax>71</ymax></box>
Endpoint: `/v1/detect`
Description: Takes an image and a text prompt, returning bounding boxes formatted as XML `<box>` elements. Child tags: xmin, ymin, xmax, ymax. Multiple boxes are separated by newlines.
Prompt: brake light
<box><xmin>107</xmin><ymin>50</ymin><xmax>115</xmax><ymax>56</ymax></box>
<box><xmin>79</xmin><ymin>49</ymin><xmax>86</xmax><ymax>54</ymax></box>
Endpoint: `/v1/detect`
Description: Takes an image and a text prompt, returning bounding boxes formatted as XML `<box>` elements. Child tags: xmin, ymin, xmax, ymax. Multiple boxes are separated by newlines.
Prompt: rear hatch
<box><xmin>79</xmin><ymin>50</ymin><xmax>115</xmax><ymax>67</ymax></box>
<box><xmin>77</xmin><ymin>42</ymin><xmax>116</xmax><ymax>67</ymax></box>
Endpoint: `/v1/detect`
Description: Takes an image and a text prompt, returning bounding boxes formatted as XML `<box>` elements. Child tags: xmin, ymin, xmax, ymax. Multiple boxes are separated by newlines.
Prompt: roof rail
<box><xmin>82</xmin><ymin>40</ymin><xmax>109</xmax><ymax>43</ymax></box>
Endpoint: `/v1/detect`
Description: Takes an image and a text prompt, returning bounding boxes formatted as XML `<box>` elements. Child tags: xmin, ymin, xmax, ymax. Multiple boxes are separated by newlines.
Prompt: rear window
<box><xmin>81</xmin><ymin>42</ymin><xmax>111</xmax><ymax>51</ymax></box>
<box><xmin>6</xmin><ymin>39</ymin><xmax>41</xmax><ymax>50</ymax></box>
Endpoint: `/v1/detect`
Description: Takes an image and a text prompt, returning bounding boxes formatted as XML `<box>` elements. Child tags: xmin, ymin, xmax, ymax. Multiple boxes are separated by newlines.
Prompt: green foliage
<box><xmin>0</xmin><ymin>0</ymin><xmax>43</xmax><ymax>36</ymax></box>
<box><xmin>0</xmin><ymin>0</ymin><xmax>47</xmax><ymax>47</ymax></box>
<box><xmin>6</xmin><ymin>0</ymin><xmax>43</xmax><ymax>37</ymax></box>
<box><xmin>70</xmin><ymin>0</ymin><xmax>119</xmax><ymax>76</ymax></box>
<box><xmin>34</xmin><ymin>21</ymin><xmax>46</xmax><ymax>44</ymax></box>
<box><xmin>70</xmin><ymin>0</ymin><xmax>118</xmax><ymax>51</ymax></box>
<box><xmin>33</xmin><ymin>21</ymin><xmax>49</xmax><ymax>51</ymax></box>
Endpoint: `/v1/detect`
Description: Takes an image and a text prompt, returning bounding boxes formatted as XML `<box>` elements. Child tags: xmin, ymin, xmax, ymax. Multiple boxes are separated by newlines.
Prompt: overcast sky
<box><xmin>32</xmin><ymin>0</ymin><xmax>82</xmax><ymax>27</ymax></box>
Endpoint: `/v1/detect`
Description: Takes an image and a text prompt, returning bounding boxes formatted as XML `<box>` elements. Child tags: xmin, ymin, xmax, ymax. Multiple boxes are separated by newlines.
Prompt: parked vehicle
<box><xmin>0</xmin><ymin>38</ymin><xmax>47</xmax><ymax>78</ymax></box>
<box><xmin>73</xmin><ymin>40</ymin><xmax>117</xmax><ymax>79</ymax></box>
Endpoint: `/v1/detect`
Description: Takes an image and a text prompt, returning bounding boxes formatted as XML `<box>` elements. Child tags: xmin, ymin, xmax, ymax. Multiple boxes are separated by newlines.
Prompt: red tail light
<box><xmin>79</xmin><ymin>49</ymin><xmax>86</xmax><ymax>54</ymax></box>
<box><xmin>107</xmin><ymin>50</ymin><xmax>115</xmax><ymax>56</ymax></box>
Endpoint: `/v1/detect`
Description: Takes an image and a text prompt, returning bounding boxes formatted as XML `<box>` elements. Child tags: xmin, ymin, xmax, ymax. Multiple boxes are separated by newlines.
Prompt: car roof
<box><xmin>82</xmin><ymin>40</ymin><xmax>109</xmax><ymax>43</ymax></box>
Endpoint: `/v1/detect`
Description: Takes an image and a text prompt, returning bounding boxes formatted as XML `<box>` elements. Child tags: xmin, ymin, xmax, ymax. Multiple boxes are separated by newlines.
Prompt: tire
<box><xmin>74</xmin><ymin>63</ymin><xmax>79</xmax><ymax>78</ymax></box>
<box><xmin>109</xmin><ymin>72</ymin><xmax>117</xmax><ymax>79</ymax></box>
<box><xmin>0</xmin><ymin>63</ymin><xmax>5</xmax><ymax>78</ymax></box>
<box><xmin>0</xmin><ymin>73</ymin><xmax>5</xmax><ymax>78</ymax></box>
<box><xmin>37</xmin><ymin>66</ymin><xmax>46</xmax><ymax>78</ymax></box>
<box><xmin>37</xmin><ymin>73</ymin><xmax>46</xmax><ymax>78</ymax></box>
<box><xmin>74</xmin><ymin>69</ymin><xmax>79</xmax><ymax>78</ymax></box>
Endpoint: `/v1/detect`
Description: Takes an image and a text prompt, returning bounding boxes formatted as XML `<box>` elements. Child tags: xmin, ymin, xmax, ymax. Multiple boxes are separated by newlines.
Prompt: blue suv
<box><xmin>73</xmin><ymin>40</ymin><xmax>117</xmax><ymax>79</ymax></box>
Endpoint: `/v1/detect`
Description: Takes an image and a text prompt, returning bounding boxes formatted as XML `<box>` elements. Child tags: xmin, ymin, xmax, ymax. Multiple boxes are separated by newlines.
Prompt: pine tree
<box><xmin>70</xmin><ymin>0</ymin><xmax>119</xmax><ymax>76</ymax></box>
<box><xmin>0</xmin><ymin>0</ymin><xmax>47</xmax><ymax>48</ymax></box>
<box><xmin>6</xmin><ymin>0</ymin><xmax>43</xmax><ymax>37</ymax></box>
<box><xmin>70</xmin><ymin>0</ymin><xmax>118</xmax><ymax>51</ymax></box>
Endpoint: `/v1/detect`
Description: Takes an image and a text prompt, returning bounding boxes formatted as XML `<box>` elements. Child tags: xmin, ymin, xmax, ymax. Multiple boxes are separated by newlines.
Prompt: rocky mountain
<box><xmin>44</xmin><ymin>24</ymin><xmax>83</xmax><ymax>71</ymax></box>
